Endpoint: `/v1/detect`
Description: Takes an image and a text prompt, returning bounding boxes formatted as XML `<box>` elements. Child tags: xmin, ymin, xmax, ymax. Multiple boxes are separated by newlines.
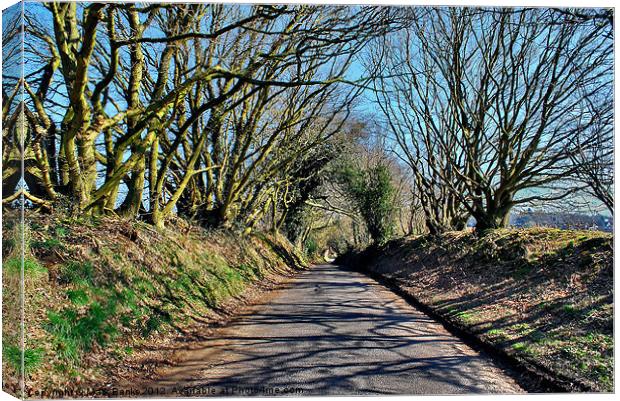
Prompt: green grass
<box><xmin>31</xmin><ymin>238</ymin><xmax>63</xmax><ymax>251</ymax></box>
<box><xmin>4</xmin><ymin>257</ymin><xmax>47</xmax><ymax>276</ymax></box>
<box><xmin>49</xmin><ymin>259</ymin><xmax>172</xmax><ymax>365</ymax></box>
<box><xmin>46</xmin><ymin>272</ymin><xmax>153</xmax><ymax>366</ymax></box>
<box><xmin>512</xmin><ymin>342</ymin><xmax>530</xmax><ymax>353</ymax></box>
<box><xmin>66</xmin><ymin>289</ymin><xmax>89</xmax><ymax>306</ymax></box>
<box><xmin>54</xmin><ymin>226</ymin><xmax>68</xmax><ymax>237</ymax></box>
<box><xmin>59</xmin><ymin>261</ymin><xmax>94</xmax><ymax>285</ymax></box>
<box><xmin>141</xmin><ymin>312</ymin><xmax>171</xmax><ymax>337</ymax></box>
<box><xmin>563</xmin><ymin>304</ymin><xmax>579</xmax><ymax>314</ymax></box>
<box><xmin>16</xmin><ymin>225</ymin><xmax>300</xmax><ymax>382</ymax></box>
<box><xmin>487</xmin><ymin>328</ymin><xmax>507</xmax><ymax>338</ymax></box>
<box><xmin>111</xmin><ymin>345</ymin><xmax>135</xmax><ymax>360</ymax></box>
<box><xmin>3</xmin><ymin>344</ymin><xmax>44</xmax><ymax>375</ymax></box>
<box><xmin>45</xmin><ymin>299</ymin><xmax>119</xmax><ymax>364</ymax></box>
<box><xmin>511</xmin><ymin>322</ymin><xmax>533</xmax><ymax>334</ymax></box>
<box><xmin>558</xmin><ymin>333</ymin><xmax>613</xmax><ymax>387</ymax></box>
<box><xmin>455</xmin><ymin>311</ymin><xmax>477</xmax><ymax>324</ymax></box>
<box><xmin>133</xmin><ymin>278</ymin><xmax>156</xmax><ymax>295</ymax></box>
<box><xmin>47</xmin><ymin>254</ymin><xmax>264</xmax><ymax>367</ymax></box>
<box><xmin>237</xmin><ymin>263</ymin><xmax>263</xmax><ymax>280</ymax></box>
<box><xmin>4</xmin><ymin>257</ymin><xmax>22</xmax><ymax>273</ymax></box>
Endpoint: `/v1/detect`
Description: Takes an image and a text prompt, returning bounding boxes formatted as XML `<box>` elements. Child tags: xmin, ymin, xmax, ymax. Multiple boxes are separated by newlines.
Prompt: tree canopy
<box><xmin>2</xmin><ymin>4</ymin><xmax>613</xmax><ymax>243</ymax></box>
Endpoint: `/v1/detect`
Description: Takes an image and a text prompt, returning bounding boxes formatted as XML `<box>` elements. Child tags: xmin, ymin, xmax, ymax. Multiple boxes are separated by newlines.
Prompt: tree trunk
<box><xmin>118</xmin><ymin>153</ymin><xmax>146</xmax><ymax>218</ymax></box>
<box><xmin>474</xmin><ymin>205</ymin><xmax>512</xmax><ymax>232</ymax></box>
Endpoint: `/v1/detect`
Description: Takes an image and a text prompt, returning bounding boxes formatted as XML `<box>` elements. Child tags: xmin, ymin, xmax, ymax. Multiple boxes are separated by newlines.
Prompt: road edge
<box><xmin>341</xmin><ymin>263</ymin><xmax>596</xmax><ymax>394</ymax></box>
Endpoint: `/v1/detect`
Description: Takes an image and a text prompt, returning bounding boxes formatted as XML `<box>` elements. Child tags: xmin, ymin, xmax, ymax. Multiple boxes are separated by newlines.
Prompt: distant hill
<box><xmin>510</xmin><ymin>211</ymin><xmax>613</xmax><ymax>232</ymax></box>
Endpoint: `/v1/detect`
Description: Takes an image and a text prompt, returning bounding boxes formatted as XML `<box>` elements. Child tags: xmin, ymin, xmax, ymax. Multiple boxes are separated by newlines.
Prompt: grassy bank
<box><xmin>338</xmin><ymin>228</ymin><xmax>613</xmax><ymax>392</ymax></box>
<box><xmin>2</xmin><ymin>212</ymin><xmax>306</xmax><ymax>397</ymax></box>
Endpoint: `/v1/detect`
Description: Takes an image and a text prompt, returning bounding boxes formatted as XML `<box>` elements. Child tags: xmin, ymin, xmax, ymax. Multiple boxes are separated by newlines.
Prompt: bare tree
<box><xmin>569</xmin><ymin>88</ymin><xmax>613</xmax><ymax>215</ymax></box>
<box><xmin>370</xmin><ymin>13</ymin><xmax>470</xmax><ymax>234</ymax></box>
<box><xmin>9</xmin><ymin>2</ymin><xmax>401</xmax><ymax>231</ymax></box>
<box><xmin>375</xmin><ymin>7</ymin><xmax>613</xmax><ymax>231</ymax></box>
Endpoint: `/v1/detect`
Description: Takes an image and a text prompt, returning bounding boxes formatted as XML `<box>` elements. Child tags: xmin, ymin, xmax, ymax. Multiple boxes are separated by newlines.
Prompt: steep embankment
<box><xmin>2</xmin><ymin>212</ymin><xmax>306</xmax><ymax>398</ymax></box>
<box><xmin>339</xmin><ymin>228</ymin><xmax>613</xmax><ymax>392</ymax></box>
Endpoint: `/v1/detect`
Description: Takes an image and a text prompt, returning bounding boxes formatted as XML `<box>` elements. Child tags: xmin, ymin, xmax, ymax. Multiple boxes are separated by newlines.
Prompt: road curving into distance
<box><xmin>137</xmin><ymin>264</ymin><xmax>524</xmax><ymax>396</ymax></box>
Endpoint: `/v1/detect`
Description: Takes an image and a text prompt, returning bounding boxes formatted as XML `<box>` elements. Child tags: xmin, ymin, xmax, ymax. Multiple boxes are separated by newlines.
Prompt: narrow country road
<box><xmin>141</xmin><ymin>265</ymin><xmax>523</xmax><ymax>396</ymax></box>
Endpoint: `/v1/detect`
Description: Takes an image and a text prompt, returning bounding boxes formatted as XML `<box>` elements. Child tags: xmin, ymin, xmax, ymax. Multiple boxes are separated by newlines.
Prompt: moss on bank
<box><xmin>2</xmin><ymin>212</ymin><xmax>306</xmax><ymax>397</ymax></box>
<box><xmin>338</xmin><ymin>227</ymin><xmax>613</xmax><ymax>392</ymax></box>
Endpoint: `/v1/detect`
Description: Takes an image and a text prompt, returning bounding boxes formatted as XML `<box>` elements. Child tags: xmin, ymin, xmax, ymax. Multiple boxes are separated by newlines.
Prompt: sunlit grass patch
<box><xmin>4</xmin><ymin>257</ymin><xmax>47</xmax><ymax>276</ymax></box>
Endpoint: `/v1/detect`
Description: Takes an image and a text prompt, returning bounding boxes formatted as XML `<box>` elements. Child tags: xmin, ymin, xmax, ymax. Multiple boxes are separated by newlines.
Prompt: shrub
<box><xmin>304</xmin><ymin>238</ymin><xmax>318</xmax><ymax>257</ymax></box>
<box><xmin>337</xmin><ymin>161</ymin><xmax>396</xmax><ymax>245</ymax></box>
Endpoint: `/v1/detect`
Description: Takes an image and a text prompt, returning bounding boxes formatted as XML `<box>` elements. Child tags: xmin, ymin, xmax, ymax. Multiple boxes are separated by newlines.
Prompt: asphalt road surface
<box><xmin>147</xmin><ymin>264</ymin><xmax>524</xmax><ymax>396</ymax></box>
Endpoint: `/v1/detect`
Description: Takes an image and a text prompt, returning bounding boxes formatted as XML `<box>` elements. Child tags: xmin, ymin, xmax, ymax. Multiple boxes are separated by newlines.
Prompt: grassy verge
<box><xmin>338</xmin><ymin>227</ymin><xmax>613</xmax><ymax>392</ymax></box>
<box><xmin>2</xmin><ymin>212</ymin><xmax>306</xmax><ymax>397</ymax></box>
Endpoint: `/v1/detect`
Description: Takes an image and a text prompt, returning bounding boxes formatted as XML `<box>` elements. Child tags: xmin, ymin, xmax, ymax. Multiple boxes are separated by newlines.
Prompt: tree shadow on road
<box><xmin>152</xmin><ymin>266</ymin><xmax>520</xmax><ymax>396</ymax></box>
